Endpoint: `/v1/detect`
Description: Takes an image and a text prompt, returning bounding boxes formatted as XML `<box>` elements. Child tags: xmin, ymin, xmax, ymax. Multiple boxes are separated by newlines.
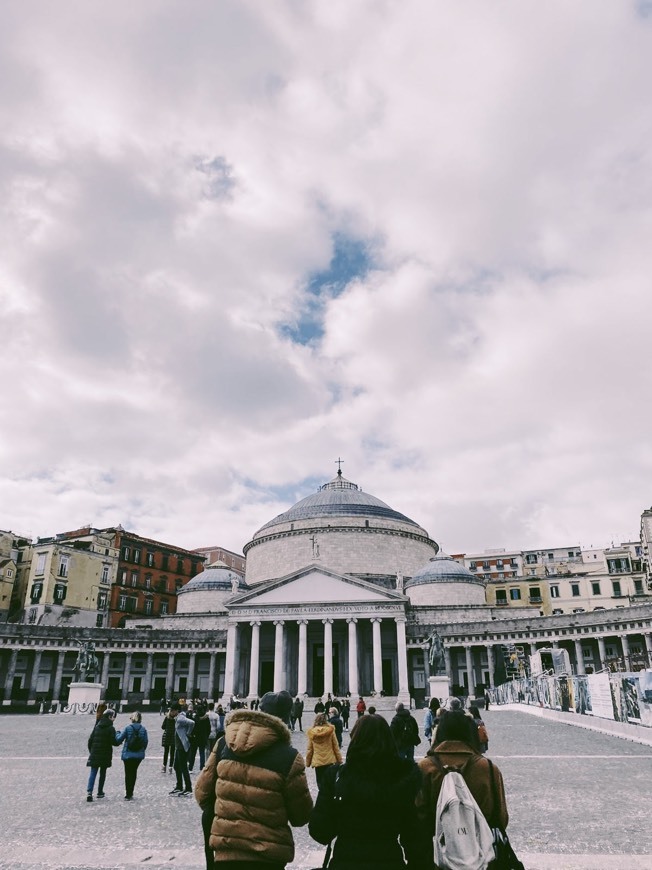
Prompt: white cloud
<box><xmin>1</xmin><ymin>1</ymin><xmax>651</xmax><ymax>557</ymax></box>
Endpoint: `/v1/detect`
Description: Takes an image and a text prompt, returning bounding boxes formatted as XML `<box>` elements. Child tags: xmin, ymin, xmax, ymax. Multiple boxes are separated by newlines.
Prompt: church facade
<box><xmin>2</xmin><ymin>469</ymin><xmax>652</xmax><ymax>710</ymax></box>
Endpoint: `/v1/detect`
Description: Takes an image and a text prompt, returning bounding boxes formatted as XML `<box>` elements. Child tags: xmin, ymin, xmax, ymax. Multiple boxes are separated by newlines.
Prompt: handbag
<box><xmin>487</xmin><ymin>760</ymin><xmax>525</xmax><ymax>870</ymax></box>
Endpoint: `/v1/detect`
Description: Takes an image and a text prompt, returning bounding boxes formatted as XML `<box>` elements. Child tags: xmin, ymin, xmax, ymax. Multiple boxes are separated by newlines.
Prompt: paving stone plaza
<box><xmin>2</xmin><ymin>705</ymin><xmax>651</xmax><ymax>870</ymax></box>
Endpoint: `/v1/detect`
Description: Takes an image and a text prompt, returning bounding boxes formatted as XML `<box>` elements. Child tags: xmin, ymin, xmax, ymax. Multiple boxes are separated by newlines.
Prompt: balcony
<box><xmin>529</xmin><ymin>596</ymin><xmax>542</xmax><ymax>604</ymax></box>
<box><xmin>495</xmin><ymin>599</ymin><xmax>509</xmax><ymax>606</ymax></box>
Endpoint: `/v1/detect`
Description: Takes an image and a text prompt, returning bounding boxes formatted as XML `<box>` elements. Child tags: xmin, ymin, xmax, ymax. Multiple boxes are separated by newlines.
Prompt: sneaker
<box><xmin>124</xmin><ymin>795</ymin><xmax>133</xmax><ymax>801</ymax></box>
<box><xmin>169</xmin><ymin>787</ymin><xmax>183</xmax><ymax>795</ymax></box>
<box><xmin>96</xmin><ymin>792</ymin><xmax>105</xmax><ymax>799</ymax></box>
<box><xmin>168</xmin><ymin>767</ymin><xmax>174</xmax><ymax>773</ymax></box>
<box><xmin>86</xmin><ymin>793</ymin><xmax>93</xmax><ymax>802</ymax></box>
<box><xmin>161</xmin><ymin>766</ymin><xmax>166</xmax><ymax>773</ymax></box>
<box><xmin>179</xmin><ymin>789</ymin><xmax>193</xmax><ymax>796</ymax></box>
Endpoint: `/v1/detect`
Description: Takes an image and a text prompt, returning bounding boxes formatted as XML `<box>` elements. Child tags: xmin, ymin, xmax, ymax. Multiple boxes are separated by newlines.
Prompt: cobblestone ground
<box><xmin>1</xmin><ymin>707</ymin><xmax>651</xmax><ymax>870</ymax></box>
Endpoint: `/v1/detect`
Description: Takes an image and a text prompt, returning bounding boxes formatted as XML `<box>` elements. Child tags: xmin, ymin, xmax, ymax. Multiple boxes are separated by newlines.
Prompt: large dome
<box><xmin>405</xmin><ymin>552</ymin><xmax>487</xmax><ymax>606</ymax></box>
<box><xmin>244</xmin><ymin>469</ymin><xmax>438</xmax><ymax>585</ymax></box>
<box><xmin>176</xmin><ymin>562</ymin><xmax>245</xmax><ymax>614</ymax></box>
<box><xmin>256</xmin><ymin>472</ymin><xmax>421</xmax><ymax>532</ymax></box>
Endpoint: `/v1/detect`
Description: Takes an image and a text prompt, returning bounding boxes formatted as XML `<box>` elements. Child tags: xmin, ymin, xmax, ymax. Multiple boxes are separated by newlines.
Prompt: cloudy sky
<box><xmin>2</xmin><ymin>1</ymin><xmax>651</xmax><ymax>557</ymax></box>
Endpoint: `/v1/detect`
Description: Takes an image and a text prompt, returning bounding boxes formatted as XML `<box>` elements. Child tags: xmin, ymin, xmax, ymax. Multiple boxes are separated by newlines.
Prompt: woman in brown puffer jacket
<box><xmin>306</xmin><ymin>712</ymin><xmax>342</xmax><ymax>788</ymax></box>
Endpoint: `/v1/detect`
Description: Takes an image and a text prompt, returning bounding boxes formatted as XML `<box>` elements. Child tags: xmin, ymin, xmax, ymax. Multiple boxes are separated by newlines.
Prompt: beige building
<box><xmin>0</xmin><ymin>530</ymin><xmax>32</xmax><ymax>622</ymax></box>
<box><xmin>23</xmin><ymin>530</ymin><xmax>119</xmax><ymax>627</ymax></box>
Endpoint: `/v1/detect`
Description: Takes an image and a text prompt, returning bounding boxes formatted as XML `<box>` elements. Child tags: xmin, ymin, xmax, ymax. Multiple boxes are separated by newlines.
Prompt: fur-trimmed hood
<box><xmin>225</xmin><ymin>708</ymin><xmax>291</xmax><ymax>757</ymax></box>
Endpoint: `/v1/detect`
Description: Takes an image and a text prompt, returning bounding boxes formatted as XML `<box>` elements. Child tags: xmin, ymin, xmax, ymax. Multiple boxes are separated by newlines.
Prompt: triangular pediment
<box><xmin>228</xmin><ymin>565</ymin><xmax>405</xmax><ymax>608</ymax></box>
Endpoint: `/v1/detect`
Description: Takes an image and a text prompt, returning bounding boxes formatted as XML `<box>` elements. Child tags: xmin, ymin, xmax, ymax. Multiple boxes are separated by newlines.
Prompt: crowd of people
<box><xmin>84</xmin><ymin>692</ymin><xmax>509</xmax><ymax>869</ymax></box>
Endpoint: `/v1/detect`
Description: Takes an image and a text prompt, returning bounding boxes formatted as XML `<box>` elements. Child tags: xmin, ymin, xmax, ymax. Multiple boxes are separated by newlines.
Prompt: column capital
<box><xmin>297</xmin><ymin>619</ymin><xmax>309</xmax><ymax>626</ymax></box>
<box><xmin>370</xmin><ymin>617</ymin><xmax>383</xmax><ymax>624</ymax></box>
<box><xmin>322</xmin><ymin>617</ymin><xmax>334</xmax><ymax>625</ymax></box>
<box><xmin>273</xmin><ymin>619</ymin><xmax>285</xmax><ymax>626</ymax></box>
<box><xmin>250</xmin><ymin>620</ymin><xmax>262</xmax><ymax>628</ymax></box>
<box><xmin>394</xmin><ymin>616</ymin><xmax>407</xmax><ymax>624</ymax></box>
<box><xmin>346</xmin><ymin>617</ymin><xmax>358</xmax><ymax>624</ymax></box>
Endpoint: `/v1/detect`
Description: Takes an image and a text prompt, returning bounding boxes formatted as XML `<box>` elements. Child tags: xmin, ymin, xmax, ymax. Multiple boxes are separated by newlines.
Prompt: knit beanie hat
<box><xmin>259</xmin><ymin>690</ymin><xmax>292</xmax><ymax>724</ymax></box>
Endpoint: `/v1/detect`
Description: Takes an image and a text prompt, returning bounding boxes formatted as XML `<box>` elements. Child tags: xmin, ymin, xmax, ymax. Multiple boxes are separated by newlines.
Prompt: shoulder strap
<box><xmin>487</xmin><ymin>759</ymin><xmax>499</xmax><ymax>829</ymax></box>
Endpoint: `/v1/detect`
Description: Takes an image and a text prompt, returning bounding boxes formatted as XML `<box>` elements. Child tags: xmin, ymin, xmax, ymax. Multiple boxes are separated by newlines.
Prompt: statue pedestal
<box><xmin>64</xmin><ymin>682</ymin><xmax>103</xmax><ymax>713</ymax></box>
<box><xmin>428</xmin><ymin>675</ymin><xmax>450</xmax><ymax>704</ymax></box>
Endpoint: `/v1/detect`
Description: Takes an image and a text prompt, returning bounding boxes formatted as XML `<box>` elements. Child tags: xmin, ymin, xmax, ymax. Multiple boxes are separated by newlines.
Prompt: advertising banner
<box><xmin>586</xmin><ymin>672</ymin><xmax>615</xmax><ymax>720</ymax></box>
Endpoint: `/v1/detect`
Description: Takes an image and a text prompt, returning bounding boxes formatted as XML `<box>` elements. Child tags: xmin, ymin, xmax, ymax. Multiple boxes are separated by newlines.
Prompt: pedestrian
<box><xmin>189</xmin><ymin>704</ymin><xmax>210</xmax><ymax>771</ymax></box>
<box><xmin>314</xmin><ymin>697</ymin><xmax>326</xmax><ymax>714</ymax></box>
<box><xmin>195</xmin><ymin>689</ymin><xmax>313</xmax><ymax>869</ymax></box>
<box><xmin>367</xmin><ymin>706</ymin><xmax>377</xmax><ymax>715</ymax></box>
<box><xmin>159</xmin><ymin>697</ymin><xmax>168</xmax><ymax>716</ymax></box>
<box><xmin>356</xmin><ymin>696</ymin><xmax>366</xmax><ymax>718</ymax></box>
<box><xmin>416</xmin><ymin>710</ymin><xmax>509</xmax><ymax>867</ymax></box>
<box><xmin>328</xmin><ymin>706</ymin><xmax>344</xmax><ymax>748</ymax></box>
<box><xmin>341</xmin><ymin>698</ymin><xmax>350</xmax><ymax>731</ymax></box>
<box><xmin>291</xmin><ymin>695</ymin><xmax>304</xmax><ymax>731</ymax></box>
<box><xmin>306</xmin><ymin>712</ymin><xmax>342</xmax><ymax>789</ymax></box>
<box><xmin>468</xmin><ymin>704</ymin><xmax>489</xmax><ymax>753</ymax></box>
<box><xmin>161</xmin><ymin>708</ymin><xmax>176</xmax><ymax>773</ymax></box>
<box><xmin>206</xmin><ymin>702</ymin><xmax>221</xmax><ymax>753</ymax></box>
<box><xmin>309</xmin><ymin>712</ymin><xmax>424</xmax><ymax>869</ymax></box>
<box><xmin>484</xmin><ymin>689</ymin><xmax>491</xmax><ymax>711</ymax></box>
<box><xmin>423</xmin><ymin>697</ymin><xmax>441</xmax><ymax>745</ymax></box>
<box><xmin>169</xmin><ymin>701</ymin><xmax>194</xmax><ymax>796</ymax></box>
<box><xmin>85</xmin><ymin>708</ymin><xmax>118</xmax><ymax>802</ymax></box>
<box><xmin>116</xmin><ymin>711</ymin><xmax>148</xmax><ymax>800</ymax></box>
<box><xmin>389</xmin><ymin>702</ymin><xmax>421</xmax><ymax>761</ymax></box>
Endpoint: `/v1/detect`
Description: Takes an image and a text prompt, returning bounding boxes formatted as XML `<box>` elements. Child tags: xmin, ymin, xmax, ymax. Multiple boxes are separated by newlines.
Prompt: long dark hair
<box><xmin>435</xmin><ymin>711</ymin><xmax>478</xmax><ymax>748</ymax></box>
<box><xmin>346</xmin><ymin>713</ymin><xmax>400</xmax><ymax>773</ymax></box>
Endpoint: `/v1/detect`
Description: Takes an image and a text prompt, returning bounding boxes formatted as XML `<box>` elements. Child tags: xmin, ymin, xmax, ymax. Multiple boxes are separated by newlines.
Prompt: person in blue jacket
<box><xmin>116</xmin><ymin>711</ymin><xmax>148</xmax><ymax>800</ymax></box>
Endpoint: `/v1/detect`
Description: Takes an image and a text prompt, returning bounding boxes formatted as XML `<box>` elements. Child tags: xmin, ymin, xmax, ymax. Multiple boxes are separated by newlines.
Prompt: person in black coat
<box><xmin>86</xmin><ymin>708</ymin><xmax>118</xmax><ymax>801</ymax></box>
<box><xmin>309</xmin><ymin>713</ymin><xmax>425</xmax><ymax>870</ymax></box>
<box><xmin>189</xmin><ymin>705</ymin><xmax>210</xmax><ymax>771</ymax></box>
<box><xmin>328</xmin><ymin>707</ymin><xmax>344</xmax><ymax>748</ymax></box>
<box><xmin>390</xmin><ymin>703</ymin><xmax>421</xmax><ymax>761</ymax></box>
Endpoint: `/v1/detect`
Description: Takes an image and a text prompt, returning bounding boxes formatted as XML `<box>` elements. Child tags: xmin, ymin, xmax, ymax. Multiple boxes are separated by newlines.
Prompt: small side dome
<box><xmin>176</xmin><ymin>561</ymin><xmax>245</xmax><ymax>614</ymax></box>
<box><xmin>405</xmin><ymin>553</ymin><xmax>486</xmax><ymax>589</ymax></box>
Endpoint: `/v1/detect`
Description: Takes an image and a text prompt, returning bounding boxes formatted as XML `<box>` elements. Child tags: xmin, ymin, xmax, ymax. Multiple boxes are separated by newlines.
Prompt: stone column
<box><xmin>223</xmin><ymin>623</ymin><xmax>238</xmax><ymax>699</ymax></box>
<box><xmin>53</xmin><ymin>650</ymin><xmax>67</xmax><ymax>703</ymax></box>
<box><xmin>552</xmin><ymin>640</ymin><xmax>559</xmax><ymax>648</ymax></box>
<box><xmin>395</xmin><ymin>617</ymin><xmax>410</xmax><ymax>702</ymax></box>
<box><xmin>620</xmin><ymin>635</ymin><xmax>630</xmax><ymax>670</ymax></box>
<box><xmin>297</xmin><ymin>620</ymin><xmax>308</xmax><ymax>695</ymax></box>
<box><xmin>323</xmin><ymin>618</ymin><xmax>334</xmax><ymax>696</ymax></box>
<box><xmin>187</xmin><ymin>652</ymin><xmax>197</xmax><ymax>696</ymax></box>
<box><xmin>249</xmin><ymin>621</ymin><xmax>261</xmax><ymax>698</ymax></box>
<box><xmin>371</xmin><ymin>618</ymin><xmax>383</xmax><ymax>695</ymax></box>
<box><xmin>465</xmin><ymin>647</ymin><xmax>474</xmax><ymax>695</ymax></box>
<box><xmin>100</xmin><ymin>651</ymin><xmax>110</xmax><ymax>689</ymax></box>
<box><xmin>597</xmin><ymin>636</ymin><xmax>607</xmax><ymax>670</ymax></box>
<box><xmin>485</xmin><ymin>645</ymin><xmax>495</xmax><ymax>688</ymax></box>
<box><xmin>121</xmin><ymin>652</ymin><xmax>133</xmax><ymax>703</ymax></box>
<box><xmin>347</xmin><ymin>618</ymin><xmax>359</xmax><ymax>697</ymax></box>
<box><xmin>143</xmin><ymin>653</ymin><xmax>154</xmax><ymax>703</ymax></box>
<box><xmin>422</xmin><ymin>644</ymin><xmax>431</xmax><ymax>683</ymax></box>
<box><xmin>273</xmin><ymin>621</ymin><xmax>285</xmax><ymax>692</ymax></box>
<box><xmin>166</xmin><ymin>652</ymin><xmax>176</xmax><ymax>698</ymax></box>
<box><xmin>443</xmin><ymin>646</ymin><xmax>452</xmax><ymax>685</ymax></box>
<box><xmin>208</xmin><ymin>653</ymin><xmax>217</xmax><ymax>701</ymax></box>
<box><xmin>574</xmin><ymin>640</ymin><xmax>586</xmax><ymax>675</ymax></box>
<box><xmin>28</xmin><ymin>649</ymin><xmax>43</xmax><ymax>703</ymax></box>
<box><xmin>645</xmin><ymin>633</ymin><xmax>652</xmax><ymax>668</ymax></box>
<box><xmin>4</xmin><ymin>649</ymin><xmax>19</xmax><ymax>701</ymax></box>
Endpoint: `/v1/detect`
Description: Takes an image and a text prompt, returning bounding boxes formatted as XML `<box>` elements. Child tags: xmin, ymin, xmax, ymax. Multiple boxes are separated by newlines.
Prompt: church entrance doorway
<box><xmin>382</xmin><ymin>659</ymin><xmax>395</xmax><ymax>695</ymax></box>
<box><xmin>311</xmin><ymin>644</ymin><xmax>340</xmax><ymax>697</ymax></box>
<box><xmin>260</xmin><ymin>661</ymin><xmax>274</xmax><ymax>695</ymax></box>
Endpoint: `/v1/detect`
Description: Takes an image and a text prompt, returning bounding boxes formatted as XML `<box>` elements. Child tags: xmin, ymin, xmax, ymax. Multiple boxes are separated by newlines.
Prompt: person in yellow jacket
<box><xmin>306</xmin><ymin>712</ymin><xmax>342</xmax><ymax>789</ymax></box>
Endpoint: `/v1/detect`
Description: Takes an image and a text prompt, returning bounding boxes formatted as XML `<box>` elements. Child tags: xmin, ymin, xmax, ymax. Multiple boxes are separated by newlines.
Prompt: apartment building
<box><xmin>192</xmin><ymin>545</ymin><xmax>245</xmax><ymax>576</ymax></box>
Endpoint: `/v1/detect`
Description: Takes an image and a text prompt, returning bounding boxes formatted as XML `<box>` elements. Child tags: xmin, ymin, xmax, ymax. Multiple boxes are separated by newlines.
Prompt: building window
<box><xmin>509</xmin><ymin>588</ymin><xmax>521</xmax><ymax>600</ymax></box>
<box><xmin>495</xmin><ymin>590</ymin><xmax>507</xmax><ymax>605</ymax></box>
<box><xmin>161</xmin><ymin>555</ymin><xmax>169</xmax><ymax>570</ymax></box>
<box><xmin>118</xmin><ymin>595</ymin><xmax>127</xmax><ymax>611</ymax></box>
<box><xmin>101</xmin><ymin>563</ymin><xmax>110</xmax><ymax>583</ymax></box>
<box><xmin>175</xmin><ymin>578</ymin><xmax>183</xmax><ymax>591</ymax></box>
<box><xmin>122</xmin><ymin>546</ymin><xmax>130</xmax><ymax>561</ymax></box>
<box><xmin>30</xmin><ymin>582</ymin><xmax>43</xmax><ymax>602</ymax></box>
<box><xmin>97</xmin><ymin>592</ymin><xmax>108</xmax><ymax>609</ymax></box>
<box><xmin>160</xmin><ymin>599</ymin><xmax>169</xmax><ymax>615</ymax></box>
<box><xmin>133</xmin><ymin>548</ymin><xmax>141</xmax><ymax>563</ymax></box>
<box><xmin>146</xmin><ymin>551</ymin><xmax>154</xmax><ymax>567</ymax></box>
<box><xmin>96</xmin><ymin>614</ymin><xmax>104</xmax><ymax>627</ymax></box>
<box><xmin>145</xmin><ymin>599</ymin><xmax>153</xmax><ymax>615</ymax></box>
<box><xmin>612</xmin><ymin>580</ymin><xmax>622</xmax><ymax>597</ymax></box>
<box><xmin>53</xmin><ymin>583</ymin><xmax>66</xmax><ymax>604</ymax></box>
<box><xmin>634</xmin><ymin>579</ymin><xmax>644</xmax><ymax>595</ymax></box>
<box><xmin>547</xmin><ymin>553</ymin><xmax>554</xmax><ymax>561</ymax></box>
<box><xmin>572</xmin><ymin>607</ymin><xmax>585</xmax><ymax>613</ymax></box>
<box><xmin>126</xmin><ymin>597</ymin><xmax>136</xmax><ymax>613</ymax></box>
<box><xmin>510</xmin><ymin>559</ymin><xmax>518</xmax><ymax>568</ymax></box>
<box><xmin>571</xmin><ymin>583</ymin><xmax>580</xmax><ymax>597</ymax></box>
<box><xmin>551</xmin><ymin>586</ymin><xmax>560</xmax><ymax>598</ymax></box>
<box><xmin>120</xmin><ymin>569</ymin><xmax>127</xmax><ymax>585</ymax></box>
<box><xmin>28</xmin><ymin>608</ymin><xmax>38</xmax><ymax>623</ymax></box>
<box><xmin>131</xmin><ymin>572</ymin><xmax>138</xmax><ymax>587</ymax></box>
<box><xmin>591</xmin><ymin>581</ymin><xmax>601</xmax><ymax>596</ymax></box>
<box><xmin>35</xmin><ymin>552</ymin><xmax>47</xmax><ymax>575</ymax></box>
<box><xmin>177</xmin><ymin>558</ymin><xmax>184</xmax><ymax>573</ymax></box>
<box><xmin>529</xmin><ymin>587</ymin><xmax>542</xmax><ymax>602</ymax></box>
<box><xmin>497</xmin><ymin>560</ymin><xmax>504</xmax><ymax>570</ymax></box>
<box><xmin>144</xmin><ymin>574</ymin><xmax>151</xmax><ymax>589</ymax></box>
<box><xmin>469</xmin><ymin>562</ymin><xmax>477</xmax><ymax>571</ymax></box>
<box><xmin>6</xmin><ymin>567</ymin><xmax>13</xmax><ymax>577</ymax></box>
<box><xmin>608</xmin><ymin>558</ymin><xmax>630</xmax><ymax>574</ymax></box>
<box><xmin>525</xmin><ymin>554</ymin><xmax>538</xmax><ymax>565</ymax></box>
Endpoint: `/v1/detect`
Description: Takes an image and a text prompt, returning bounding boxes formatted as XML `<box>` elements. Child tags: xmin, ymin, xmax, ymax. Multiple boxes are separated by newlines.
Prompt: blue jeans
<box><xmin>87</xmin><ymin>766</ymin><xmax>107</xmax><ymax>794</ymax></box>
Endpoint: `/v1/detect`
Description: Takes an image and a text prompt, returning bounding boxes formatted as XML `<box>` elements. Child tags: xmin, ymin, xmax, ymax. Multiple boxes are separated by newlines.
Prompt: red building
<box><xmin>107</xmin><ymin>528</ymin><xmax>205</xmax><ymax>628</ymax></box>
<box><xmin>192</xmin><ymin>545</ymin><xmax>245</xmax><ymax>576</ymax></box>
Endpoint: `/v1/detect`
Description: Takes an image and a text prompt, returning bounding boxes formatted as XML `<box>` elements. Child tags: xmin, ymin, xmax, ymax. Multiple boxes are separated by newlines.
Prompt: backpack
<box><xmin>433</xmin><ymin>757</ymin><xmax>495</xmax><ymax>870</ymax></box>
<box><xmin>127</xmin><ymin>725</ymin><xmax>145</xmax><ymax>752</ymax></box>
<box><xmin>477</xmin><ymin>721</ymin><xmax>489</xmax><ymax>745</ymax></box>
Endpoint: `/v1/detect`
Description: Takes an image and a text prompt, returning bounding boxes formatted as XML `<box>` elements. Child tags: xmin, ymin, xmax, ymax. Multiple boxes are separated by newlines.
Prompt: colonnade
<box><xmin>223</xmin><ymin>613</ymin><xmax>410</xmax><ymax>700</ymax></box>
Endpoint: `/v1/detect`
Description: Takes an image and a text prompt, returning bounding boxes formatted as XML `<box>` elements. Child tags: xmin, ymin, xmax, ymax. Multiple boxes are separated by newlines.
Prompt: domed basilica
<box><xmin>163</xmin><ymin>468</ymin><xmax>499</xmax><ymax>704</ymax></box>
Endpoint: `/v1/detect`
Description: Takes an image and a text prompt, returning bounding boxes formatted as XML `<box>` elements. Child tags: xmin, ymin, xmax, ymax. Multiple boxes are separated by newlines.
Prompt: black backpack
<box><xmin>127</xmin><ymin>725</ymin><xmax>145</xmax><ymax>752</ymax></box>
